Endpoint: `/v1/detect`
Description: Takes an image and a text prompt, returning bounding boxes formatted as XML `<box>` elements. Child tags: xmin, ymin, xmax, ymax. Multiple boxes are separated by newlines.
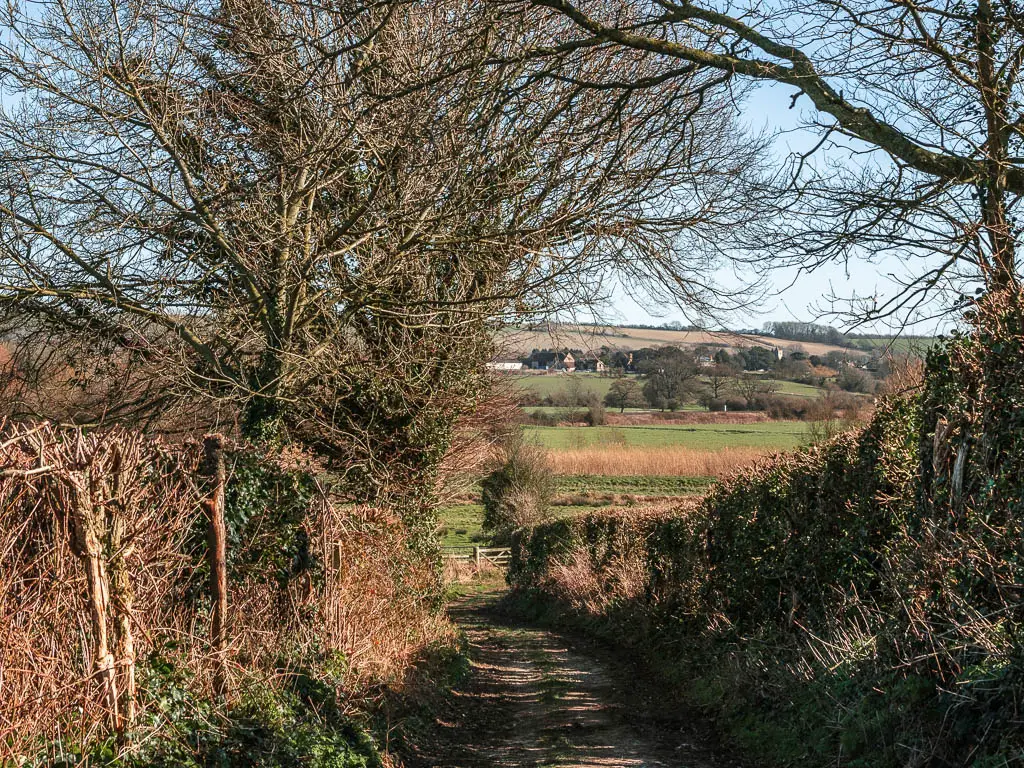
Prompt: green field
<box><xmin>514</xmin><ymin>373</ymin><xmax>616</xmax><ymax>399</ymax></box>
<box><xmin>439</xmin><ymin>504</ymin><xmax>487</xmax><ymax>547</ymax></box>
<box><xmin>438</xmin><ymin>475</ymin><xmax>713</xmax><ymax>547</ymax></box>
<box><xmin>514</xmin><ymin>372</ymin><xmax>826</xmax><ymax>403</ymax></box>
<box><xmin>765</xmin><ymin>379</ymin><xmax>824</xmax><ymax>397</ymax></box>
<box><xmin>525</xmin><ymin>422</ymin><xmax>806</xmax><ymax>451</ymax></box>
<box><xmin>848</xmin><ymin>336</ymin><xmax>940</xmax><ymax>355</ymax></box>
<box><xmin>523</xmin><ymin>404</ymin><xmax>703</xmax><ymax>415</ymax></box>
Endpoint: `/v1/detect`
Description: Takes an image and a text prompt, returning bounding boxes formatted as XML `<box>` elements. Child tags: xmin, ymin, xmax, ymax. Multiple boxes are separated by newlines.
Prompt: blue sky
<box><xmin>610</xmin><ymin>81</ymin><xmax>953</xmax><ymax>336</ymax></box>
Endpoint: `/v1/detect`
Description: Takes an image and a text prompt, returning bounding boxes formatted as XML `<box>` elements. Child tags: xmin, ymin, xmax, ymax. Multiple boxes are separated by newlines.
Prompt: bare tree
<box><xmin>639</xmin><ymin>351</ymin><xmax>700</xmax><ymax>409</ymax></box>
<box><xmin>0</xmin><ymin>0</ymin><xmax>762</xmax><ymax>515</ymax></box>
<box><xmin>528</xmin><ymin>0</ymin><xmax>1024</xmax><ymax>324</ymax></box>
<box><xmin>735</xmin><ymin>373</ymin><xmax>778</xmax><ymax>404</ymax></box>
<box><xmin>705</xmin><ymin>363</ymin><xmax>738</xmax><ymax>400</ymax></box>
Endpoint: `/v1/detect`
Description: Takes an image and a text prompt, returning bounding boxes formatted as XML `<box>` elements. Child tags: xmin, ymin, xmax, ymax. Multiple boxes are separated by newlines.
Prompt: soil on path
<box><xmin>400</xmin><ymin>592</ymin><xmax>741</xmax><ymax>768</ymax></box>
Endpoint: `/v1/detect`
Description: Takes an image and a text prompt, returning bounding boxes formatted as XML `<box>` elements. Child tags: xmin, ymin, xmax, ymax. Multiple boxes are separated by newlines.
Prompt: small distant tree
<box><xmin>805</xmin><ymin>390</ymin><xmax>868</xmax><ymax>444</ymax></box>
<box><xmin>604</xmin><ymin>378</ymin><xmax>645</xmax><ymax>412</ymax></box>
<box><xmin>776</xmin><ymin>356</ymin><xmax>814</xmax><ymax>383</ymax></box>
<box><xmin>735</xmin><ymin>373</ymin><xmax>778</xmax><ymax>403</ymax></box>
<box><xmin>837</xmin><ymin>367</ymin><xmax>877</xmax><ymax>395</ymax></box>
<box><xmin>741</xmin><ymin>346</ymin><xmax>778</xmax><ymax>371</ymax></box>
<box><xmin>585</xmin><ymin>401</ymin><xmax>607</xmax><ymax>426</ymax></box>
<box><xmin>826</xmin><ymin>351</ymin><xmax>854</xmax><ymax>370</ymax></box>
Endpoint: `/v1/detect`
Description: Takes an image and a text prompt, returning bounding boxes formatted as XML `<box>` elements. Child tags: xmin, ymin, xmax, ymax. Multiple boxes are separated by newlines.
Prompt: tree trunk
<box><xmin>241</xmin><ymin>347</ymin><xmax>287</xmax><ymax>444</ymax></box>
<box><xmin>977</xmin><ymin>0</ymin><xmax>1018</xmax><ymax>293</ymax></box>
<box><xmin>200</xmin><ymin>434</ymin><xmax>230</xmax><ymax>699</ymax></box>
<box><xmin>68</xmin><ymin>474</ymin><xmax>120</xmax><ymax>729</ymax></box>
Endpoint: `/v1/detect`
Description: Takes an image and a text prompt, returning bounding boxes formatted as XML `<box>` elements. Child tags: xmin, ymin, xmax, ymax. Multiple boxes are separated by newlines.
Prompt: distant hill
<box><xmin>496</xmin><ymin>324</ymin><xmax>865</xmax><ymax>358</ymax></box>
<box><xmin>847</xmin><ymin>335</ymin><xmax>941</xmax><ymax>355</ymax></box>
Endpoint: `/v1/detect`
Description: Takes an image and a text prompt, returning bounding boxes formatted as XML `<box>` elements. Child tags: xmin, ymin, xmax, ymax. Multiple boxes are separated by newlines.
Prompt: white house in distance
<box><xmin>486</xmin><ymin>359</ymin><xmax>525</xmax><ymax>373</ymax></box>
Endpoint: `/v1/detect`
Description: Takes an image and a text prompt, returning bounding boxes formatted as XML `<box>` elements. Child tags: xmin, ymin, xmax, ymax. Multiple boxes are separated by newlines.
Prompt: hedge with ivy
<box><xmin>509</xmin><ymin>328</ymin><xmax>1024</xmax><ymax>765</ymax></box>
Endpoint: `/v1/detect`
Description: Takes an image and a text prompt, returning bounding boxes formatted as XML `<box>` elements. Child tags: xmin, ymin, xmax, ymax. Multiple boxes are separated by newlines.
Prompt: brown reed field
<box><xmin>545</xmin><ymin>445</ymin><xmax>771</xmax><ymax>477</ymax></box>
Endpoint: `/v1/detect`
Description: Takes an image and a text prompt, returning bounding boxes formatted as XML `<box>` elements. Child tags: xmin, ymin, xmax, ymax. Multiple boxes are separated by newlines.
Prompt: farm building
<box><xmin>576</xmin><ymin>356</ymin><xmax>606</xmax><ymax>373</ymax></box>
<box><xmin>525</xmin><ymin>350</ymin><xmax>576</xmax><ymax>371</ymax></box>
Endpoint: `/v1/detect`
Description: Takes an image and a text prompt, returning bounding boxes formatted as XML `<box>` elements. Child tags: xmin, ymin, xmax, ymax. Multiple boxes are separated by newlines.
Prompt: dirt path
<box><xmin>400</xmin><ymin>593</ymin><xmax>739</xmax><ymax>768</ymax></box>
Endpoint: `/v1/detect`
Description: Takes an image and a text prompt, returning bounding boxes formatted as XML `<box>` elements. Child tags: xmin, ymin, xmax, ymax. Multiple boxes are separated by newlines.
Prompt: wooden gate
<box><xmin>442</xmin><ymin>546</ymin><xmax>511</xmax><ymax>569</ymax></box>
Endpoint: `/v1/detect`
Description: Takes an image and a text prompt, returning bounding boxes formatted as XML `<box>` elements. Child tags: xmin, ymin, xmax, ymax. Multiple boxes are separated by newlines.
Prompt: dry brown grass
<box><xmin>546</xmin><ymin>445</ymin><xmax>771</xmax><ymax>477</ymax></box>
<box><xmin>498</xmin><ymin>325</ymin><xmax>854</xmax><ymax>357</ymax></box>
<box><xmin>316</xmin><ymin>505</ymin><xmax>453</xmax><ymax>689</ymax></box>
<box><xmin>538</xmin><ymin>506</ymin><xmax>687</xmax><ymax>612</ymax></box>
<box><xmin>604</xmin><ymin>411</ymin><xmax>770</xmax><ymax>425</ymax></box>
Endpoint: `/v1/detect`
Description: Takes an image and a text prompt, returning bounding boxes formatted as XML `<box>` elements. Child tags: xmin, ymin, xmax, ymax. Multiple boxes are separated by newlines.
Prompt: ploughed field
<box><xmin>496</xmin><ymin>323</ymin><xmax>856</xmax><ymax>357</ymax></box>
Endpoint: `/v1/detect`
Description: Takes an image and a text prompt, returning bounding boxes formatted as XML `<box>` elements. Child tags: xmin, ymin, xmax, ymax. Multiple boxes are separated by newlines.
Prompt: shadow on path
<box><xmin>402</xmin><ymin>593</ymin><xmax>739</xmax><ymax>768</ymax></box>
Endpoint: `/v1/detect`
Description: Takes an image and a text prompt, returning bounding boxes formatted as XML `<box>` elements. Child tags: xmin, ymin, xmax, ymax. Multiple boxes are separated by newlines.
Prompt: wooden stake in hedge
<box><xmin>107</xmin><ymin>443</ymin><xmax>137</xmax><ymax>734</ymax></box>
<box><xmin>200</xmin><ymin>434</ymin><xmax>230</xmax><ymax>699</ymax></box>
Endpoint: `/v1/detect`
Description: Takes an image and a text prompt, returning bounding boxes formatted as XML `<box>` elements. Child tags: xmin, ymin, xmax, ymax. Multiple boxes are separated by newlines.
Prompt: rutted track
<box><xmin>400</xmin><ymin>594</ymin><xmax>740</xmax><ymax>768</ymax></box>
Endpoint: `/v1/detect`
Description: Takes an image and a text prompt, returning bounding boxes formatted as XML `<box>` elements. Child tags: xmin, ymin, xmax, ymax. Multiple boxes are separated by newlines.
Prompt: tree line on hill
<box><xmin>764</xmin><ymin>321</ymin><xmax>940</xmax><ymax>351</ymax></box>
<box><xmin>520</xmin><ymin>343</ymin><xmax>890</xmax><ymax>427</ymax></box>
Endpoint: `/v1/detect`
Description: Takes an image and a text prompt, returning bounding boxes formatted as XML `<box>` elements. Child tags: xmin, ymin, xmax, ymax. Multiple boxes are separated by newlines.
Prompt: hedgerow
<box><xmin>0</xmin><ymin>426</ymin><xmax>449</xmax><ymax>766</ymax></box>
<box><xmin>509</xmin><ymin>316</ymin><xmax>1024</xmax><ymax>766</ymax></box>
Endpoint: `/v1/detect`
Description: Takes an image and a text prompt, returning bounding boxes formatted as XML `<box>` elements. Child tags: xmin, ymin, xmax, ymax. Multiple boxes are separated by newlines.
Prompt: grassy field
<box><xmin>514</xmin><ymin>373</ymin><xmax>615</xmax><ymax>399</ymax></box>
<box><xmin>848</xmin><ymin>336</ymin><xmax>941</xmax><ymax>355</ymax></box>
<box><xmin>525</xmin><ymin>422</ymin><xmax>806</xmax><ymax>450</ymax></box>
<box><xmin>522</xmin><ymin>405</ymin><xmax>705</xmax><ymax>415</ymax></box>
<box><xmin>766</xmin><ymin>379</ymin><xmax>824</xmax><ymax>397</ymax></box>
<box><xmin>439</xmin><ymin>504</ymin><xmax>486</xmax><ymax>547</ymax></box>
<box><xmin>514</xmin><ymin>372</ymin><xmax>826</xmax><ymax>403</ymax></box>
<box><xmin>438</xmin><ymin>475</ymin><xmax>714</xmax><ymax>547</ymax></box>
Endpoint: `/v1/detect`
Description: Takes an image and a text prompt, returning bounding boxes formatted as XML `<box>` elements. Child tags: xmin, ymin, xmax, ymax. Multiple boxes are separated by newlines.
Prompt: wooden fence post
<box><xmin>107</xmin><ymin>444</ymin><xmax>137</xmax><ymax>737</ymax></box>
<box><xmin>108</xmin><ymin>511</ymin><xmax>136</xmax><ymax>735</ymax></box>
<box><xmin>200</xmin><ymin>434</ymin><xmax>229</xmax><ymax>699</ymax></box>
<box><xmin>474</xmin><ymin>546</ymin><xmax>481</xmax><ymax>569</ymax></box>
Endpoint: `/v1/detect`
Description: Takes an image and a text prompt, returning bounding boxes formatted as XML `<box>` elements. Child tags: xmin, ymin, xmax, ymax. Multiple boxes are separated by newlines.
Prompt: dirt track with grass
<box><xmin>400</xmin><ymin>593</ymin><xmax>741</xmax><ymax>768</ymax></box>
